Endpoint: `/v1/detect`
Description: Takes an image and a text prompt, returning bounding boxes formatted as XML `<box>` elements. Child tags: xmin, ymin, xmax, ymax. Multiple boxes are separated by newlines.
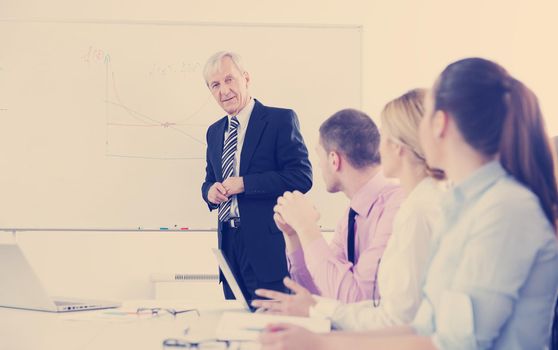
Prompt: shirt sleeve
<box><xmin>310</xmin><ymin>297</ymin><xmax>393</xmax><ymax>331</ymax></box>
<box><xmin>286</xmin><ymin>216</ymin><xmax>347</xmax><ymax>295</ymax></box>
<box><xmin>286</xmin><ymin>246</ymin><xmax>320</xmax><ymax>295</ymax></box>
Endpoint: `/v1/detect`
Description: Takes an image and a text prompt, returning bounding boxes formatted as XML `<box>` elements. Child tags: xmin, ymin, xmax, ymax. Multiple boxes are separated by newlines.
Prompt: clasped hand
<box><xmin>207</xmin><ymin>177</ymin><xmax>244</xmax><ymax>205</ymax></box>
<box><xmin>273</xmin><ymin>191</ymin><xmax>320</xmax><ymax>236</ymax></box>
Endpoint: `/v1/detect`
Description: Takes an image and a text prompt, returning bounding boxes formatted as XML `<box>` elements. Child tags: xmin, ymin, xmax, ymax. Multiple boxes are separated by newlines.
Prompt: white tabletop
<box><xmin>0</xmin><ymin>300</ymin><xmax>260</xmax><ymax>350</ymax></box>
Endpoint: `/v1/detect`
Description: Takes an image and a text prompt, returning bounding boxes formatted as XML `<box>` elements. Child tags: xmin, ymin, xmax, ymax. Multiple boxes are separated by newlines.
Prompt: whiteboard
<box><xmin>0</xmin><ymin>20</ymin><xmax>361</xmax><ymax>230</ymax></box>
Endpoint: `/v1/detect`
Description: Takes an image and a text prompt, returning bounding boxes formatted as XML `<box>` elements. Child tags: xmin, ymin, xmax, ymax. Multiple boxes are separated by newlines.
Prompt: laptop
<box><xmin>212</xmin><ymin>248</ymin><xmax>257</xmax><ymax>312</ymax></box>
<box><xmin>0</xmin><ymin>243</ymin><xmax>120</xmax><ymax>312</ymax></box>
<box><xmin>212</xmin><ymin>248</ymin><xmax>332</xmax><ymax>341</ymax></box>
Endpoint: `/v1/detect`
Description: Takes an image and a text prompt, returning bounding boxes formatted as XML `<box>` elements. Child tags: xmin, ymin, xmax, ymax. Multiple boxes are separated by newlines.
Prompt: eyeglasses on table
<box><xmin>162</xmin><ymin>338</ymin><xmax>232</xmax><ymax>349</ymax></box>
<box><xmin>136</xmin><ymin>307</ymin><xmax>200</xmax><ymax>318</ymax></box>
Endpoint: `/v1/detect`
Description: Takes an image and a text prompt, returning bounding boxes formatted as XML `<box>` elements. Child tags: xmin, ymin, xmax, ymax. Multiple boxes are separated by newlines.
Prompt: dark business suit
<box><xmin>201</xmin><ymin>99</ymin><xmax>312</xmax><ymax>300</ymax></box>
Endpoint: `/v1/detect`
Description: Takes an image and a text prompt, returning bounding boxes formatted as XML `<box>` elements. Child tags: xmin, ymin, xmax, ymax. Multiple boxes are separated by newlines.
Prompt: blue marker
<box><xmin>160</xmin><ymin>227</ymin><xmax>169</xmax><ymax>230</ymax></box>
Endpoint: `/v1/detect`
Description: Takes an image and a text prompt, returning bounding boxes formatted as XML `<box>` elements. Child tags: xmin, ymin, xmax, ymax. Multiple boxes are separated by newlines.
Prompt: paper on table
<box><xmin>215</xmin><ymin>312</ymin><xmax>331</xmax><ymax>341</ymax></box>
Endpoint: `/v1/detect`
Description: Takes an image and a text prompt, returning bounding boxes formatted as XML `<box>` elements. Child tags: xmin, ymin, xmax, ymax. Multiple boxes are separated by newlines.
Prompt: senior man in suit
<box><xmin>201</xmin><ymin>51</ymin><xmax>313</xmax><ymax>300</ymax></box>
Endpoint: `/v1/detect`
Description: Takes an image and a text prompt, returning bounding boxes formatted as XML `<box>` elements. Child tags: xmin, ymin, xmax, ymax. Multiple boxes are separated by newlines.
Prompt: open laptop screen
<box><xmin>212</xmin><ymin>248</ymin><xmax>256</xmax><ymax>312</ymax></box>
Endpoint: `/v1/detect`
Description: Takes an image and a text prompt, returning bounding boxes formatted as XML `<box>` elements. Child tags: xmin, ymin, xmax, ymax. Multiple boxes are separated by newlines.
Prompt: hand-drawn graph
<box><xmin>101</xmin><ymin>52</ymin><xmax>215</xmax><ymax>160</ymax></box>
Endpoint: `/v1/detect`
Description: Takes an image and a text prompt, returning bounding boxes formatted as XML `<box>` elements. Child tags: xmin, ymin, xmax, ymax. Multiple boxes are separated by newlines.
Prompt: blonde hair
<box><xmin>381</xmin><ymin>88</ymin><xmax>445</xmax><ymax>180</ymax></box>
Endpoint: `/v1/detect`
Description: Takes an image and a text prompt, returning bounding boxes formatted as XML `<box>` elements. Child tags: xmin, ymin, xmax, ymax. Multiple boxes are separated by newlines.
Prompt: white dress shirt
<box><xmin>224</xmin><ymin>97</ymin><xmax>255</xmax><ymax>218</ymax></box>
<box><xmin>309</xmin><ymin>177</ymin><xmax>444</xmax><ymax>330</ymax></box>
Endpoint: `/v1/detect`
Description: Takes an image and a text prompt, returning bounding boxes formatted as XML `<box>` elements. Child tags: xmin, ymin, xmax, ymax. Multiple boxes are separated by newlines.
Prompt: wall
<box><xmin>1</xmin><ymin>0</ymin><xmax>557</xmax><ymax>300</ymax></box>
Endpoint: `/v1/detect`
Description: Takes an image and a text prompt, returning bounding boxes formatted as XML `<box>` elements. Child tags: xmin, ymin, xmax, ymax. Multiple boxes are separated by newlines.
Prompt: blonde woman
<box><xmin>253</xmin><ymin>88</ymin><xmax>445</xmax><ymax>331</ymax></box>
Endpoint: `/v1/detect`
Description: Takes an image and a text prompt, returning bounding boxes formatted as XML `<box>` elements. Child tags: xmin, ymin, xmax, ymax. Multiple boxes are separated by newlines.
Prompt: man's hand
<box><xmin>207</xmin><ymin>182</ymin><xmax>229</xmax><ymax>205</ymax></box>
<box><xmin>252</xmin><ymin>277</ymin><xmax>317</xmax><ymax>317</ymax></box>
<box><xmin>222</xmin><ymin>176</ymin><xmax>245</xmax><ymax>196</ymax></box>
<box><xmin>274</xmin><ymin>191</ymin><xmax>320</xmax><ymax>235</ymax></box>
<box><xmin>274</xmin><ymin>213</ymin><xmax>297</xmax><ymax>236</ymax></box>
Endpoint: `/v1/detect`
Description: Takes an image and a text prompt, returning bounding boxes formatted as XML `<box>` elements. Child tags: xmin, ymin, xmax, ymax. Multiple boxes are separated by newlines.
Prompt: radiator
<box><xmin>150</xmin><ymin>273</ymin><xmax>223</xmax><ymax>300</ymax></box>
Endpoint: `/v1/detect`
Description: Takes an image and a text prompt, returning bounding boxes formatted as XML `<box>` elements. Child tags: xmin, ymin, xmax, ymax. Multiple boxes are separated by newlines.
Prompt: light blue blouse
<box><xmin>412</xmin><ymin>161</ymin><xmax>558</xmax><ymax>349</ymax></box>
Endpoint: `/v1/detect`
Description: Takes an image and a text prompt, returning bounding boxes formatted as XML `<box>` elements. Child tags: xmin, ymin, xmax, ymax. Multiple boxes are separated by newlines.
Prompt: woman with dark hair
<box><xmin>260</xmin><ymin>57</ymin><xmax>558</xmax><ymax>350</ymax></box>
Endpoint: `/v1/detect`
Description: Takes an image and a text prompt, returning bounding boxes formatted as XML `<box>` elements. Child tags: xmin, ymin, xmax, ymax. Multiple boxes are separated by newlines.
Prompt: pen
<box><xmin>241</xmin><ymin>326</ymin><xmax>264</xmax><ymax>332</ymax></box>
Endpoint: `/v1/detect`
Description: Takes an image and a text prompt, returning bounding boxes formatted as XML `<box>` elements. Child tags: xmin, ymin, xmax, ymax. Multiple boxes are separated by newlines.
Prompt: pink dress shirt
<box><xmin>287</xmin><ymin>171</ymin><xmax>404</xmax><ymax>303</ymax></box>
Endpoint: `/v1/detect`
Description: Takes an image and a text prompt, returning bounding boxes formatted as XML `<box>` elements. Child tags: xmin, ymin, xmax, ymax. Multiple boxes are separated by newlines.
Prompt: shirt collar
<box><xmin>227</xmin><ymin>97</ymin><xmax>255</xmax><ymax>131</ymax></box>
<box><xmin>443</xmin><ymin>160</ymin><xmax>507</xmax><ymax>207</ymax></box>
<box><xmin>350</xmin><ymin>169</ymin><xmax>392</xmax><ymax>217</ymax></box>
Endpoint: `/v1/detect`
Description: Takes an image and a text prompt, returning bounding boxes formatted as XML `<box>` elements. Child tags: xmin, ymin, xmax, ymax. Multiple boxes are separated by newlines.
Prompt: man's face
<box><xmin>206</xmin><ymin>56</ymin><xmax>250</xmax><ymax>116</ymax></box>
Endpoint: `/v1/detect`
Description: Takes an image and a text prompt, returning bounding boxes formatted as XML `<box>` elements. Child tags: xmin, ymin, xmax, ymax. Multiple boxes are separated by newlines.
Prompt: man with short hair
<box><xmin>272</xmin><ymin>109</ymin><xmax>404</xmax><ymax>303</ymax></box>
<box><xmin>201</xmin><ymin>51</ymin><xmax>313</xmax><ymax>300</ymax></box>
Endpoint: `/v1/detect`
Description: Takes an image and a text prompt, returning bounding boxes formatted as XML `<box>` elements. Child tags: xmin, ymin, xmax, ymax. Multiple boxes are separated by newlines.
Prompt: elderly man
<box><xmin>201</xmin><ymin>51</ymin><xmax>312</xmax><ymax>300</ymax></box>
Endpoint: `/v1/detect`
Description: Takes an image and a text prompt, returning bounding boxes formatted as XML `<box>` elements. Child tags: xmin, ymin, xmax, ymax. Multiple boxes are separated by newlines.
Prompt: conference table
<box><xmin>0</xmin><ymin>300</ymin><xmax>260</xmax><ymax>350</ymax></box>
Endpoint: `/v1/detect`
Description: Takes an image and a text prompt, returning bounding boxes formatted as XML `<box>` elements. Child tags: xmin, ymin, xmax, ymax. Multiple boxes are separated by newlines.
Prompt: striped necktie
<box><xmin>218</xmin><ymin>116</ymin><xmax>239</xmax><ymax>222</ymax></box>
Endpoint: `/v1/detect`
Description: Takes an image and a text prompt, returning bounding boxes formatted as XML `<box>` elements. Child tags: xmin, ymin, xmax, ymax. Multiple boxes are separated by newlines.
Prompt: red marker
<box><xmin>180</xmin><ymin>227</ymin><xmax>189</xmax><ymax>230</ymax></box>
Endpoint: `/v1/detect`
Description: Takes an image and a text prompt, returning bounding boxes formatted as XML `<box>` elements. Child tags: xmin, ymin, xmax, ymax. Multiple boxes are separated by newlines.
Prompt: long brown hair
<box><xmin>435</xmin><ymin>58</ymin><xmax>558</xmax><ymax>229</ymax></box>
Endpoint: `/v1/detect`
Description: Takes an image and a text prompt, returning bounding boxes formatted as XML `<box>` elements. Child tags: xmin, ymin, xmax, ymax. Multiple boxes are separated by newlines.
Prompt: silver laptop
<box><xmin>0</xmin><ymin>243</ymin><xmax>120</xmax><ymax>312</ymax></box>
<box><xmin>212</xmin><ymin>248</ymin><xmax>257</xmax><ymax>312</ymax></box>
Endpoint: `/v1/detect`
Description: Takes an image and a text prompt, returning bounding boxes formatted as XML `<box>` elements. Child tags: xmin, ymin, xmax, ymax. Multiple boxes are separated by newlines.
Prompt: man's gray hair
<box><xmin>203</xmin><ymin>51</ymin><xmax>247</xmax><ymax>85</ymax></box>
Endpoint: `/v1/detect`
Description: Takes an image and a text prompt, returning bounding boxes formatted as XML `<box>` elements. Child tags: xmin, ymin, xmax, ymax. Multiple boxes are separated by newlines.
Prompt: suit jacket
<box><xmin>201</xmin><ymin>99</ymin><xmax>313</xmax><ymax>282</ymax></box>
